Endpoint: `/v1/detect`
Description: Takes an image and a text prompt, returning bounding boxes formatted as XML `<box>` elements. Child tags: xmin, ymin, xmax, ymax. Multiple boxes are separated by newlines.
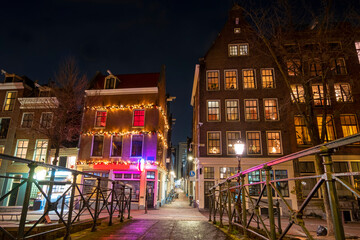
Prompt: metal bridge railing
<box><xmin>0</xmin><ymin>154</ymin><xmax>132</xmax><ymax>240</ymax></box>
<box><xmin>208</xmin><ymin>133</ymin><xmax>360</xmax><ymax>240</ymax></box>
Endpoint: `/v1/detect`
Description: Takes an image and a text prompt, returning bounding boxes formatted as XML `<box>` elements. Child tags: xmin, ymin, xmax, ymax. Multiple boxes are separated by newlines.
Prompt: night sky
<box><xmin>1</xmin><ymin>0</ymin><xmax>358</xmax><ymax>145</ymax></box>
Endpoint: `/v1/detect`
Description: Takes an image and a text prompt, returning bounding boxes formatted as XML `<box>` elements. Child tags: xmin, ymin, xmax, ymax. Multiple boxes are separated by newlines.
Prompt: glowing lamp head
<box><xmin>188</xmin><ymin>155</ymin><xmax>193</xmax><ymax>161</ymax></box>
<box><xmin>234</xmin><ymin>140</ymin><xmax>245</xmax><ymax>155</ymax></box>
<box><xmin>138</xmin><ymin>158</ymin><xmax>145</xmax><ymax>172</ymax></box>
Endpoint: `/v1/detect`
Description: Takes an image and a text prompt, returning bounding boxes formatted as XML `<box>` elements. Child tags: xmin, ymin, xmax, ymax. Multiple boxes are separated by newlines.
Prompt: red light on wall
<box><xmin>138</xmin><ymin>158</ymin><xmax>145</xmax><ymax>172</ymax></box>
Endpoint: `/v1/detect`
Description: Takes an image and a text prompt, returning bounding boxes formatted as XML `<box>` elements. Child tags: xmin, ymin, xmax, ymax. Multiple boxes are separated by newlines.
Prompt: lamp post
<box><xmin>233</xmin><ymin>140</ymin><xmax>245</xmax><ymax>224</ymax></box>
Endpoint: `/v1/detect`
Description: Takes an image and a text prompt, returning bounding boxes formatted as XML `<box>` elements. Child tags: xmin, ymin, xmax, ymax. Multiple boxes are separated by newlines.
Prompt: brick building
<box><xmin>77</xmin><ymin>67</ymin><xmax>170</xmax><ymax>209</ymax></box>
<box><xmin>191</xmin><ymin>4</ymin><xmax>360</xmax><ymax>219</ymax></box>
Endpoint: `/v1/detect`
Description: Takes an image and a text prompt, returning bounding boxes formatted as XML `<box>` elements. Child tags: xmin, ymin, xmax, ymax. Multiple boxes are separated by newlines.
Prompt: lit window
<box><xmin>267</xmin><ymin>131</ymin><xmax>282</xmax><ymax>155</ymax></box>
<box><xmin>131</xmin><ymin>135</ymin><xmax>143</xmax><ymax>157</ymax></box>
<box><xmin>340</xmin><ymin>114</ymin><xmax>359</xmax><ymax>138</ymax></box>
<box><xmin>206</xmin><ymin>71</ymin><xmax>220</xmax><ymax>90</ymax></box>
<box><xmin>294</xmin><ymin>116</ymin><xmax>311</xmax><ymax>145</ymax></box>
<box><xmin>261</xmin><ymin>68</ymin><xmax>275</xmax><ymax>88</ymax></box>
<box><xmin>291</xmin><ymin>85</ymin><xmax>305</xmax><ymax>103</ymax></box>
<box><xmin>0</xmin><ymin>118</ymin><xmax>10</xmax><ymax>139</ymax></box>
<box><xmin>204</xmin><ymin>167</ymin><xmax>214</xmax><ymax>179</ymax></box>
<box><xmin>33</xmin><ymin>140</ymin><xmax>48</xmax><ymax>162</ymax></box>
<box><xmin>227</xmin><ymin>131</ymin><xmax>241</xmax><ymax>155</ymax></box>
<box><xmin>133</xmin><ymin>110</ymin><xmax>145</xmax><ymax>127</ymax></box>
<box><xmin>224</xmin><ymin>70</ymin><xmax>238</xmax><ymax>89</ymax></box>
<box><xmin>264</xmin><ymin>99</ymin><xmax>279</xmax><ymax>121</ymax></box>
<box><xmin>225</xmin><ymin>100</ymin><xmax>239</xmax><ymax>121</ymax></box>
<box><xmin>95</xmin><ymin>111</ymin><xmax>107</xmax><ymax>127</ymax></box>
<box><xmin>105</xmin><ymin>77</ymin><xmax>116</xmax><ymax>89</ymax></box>
<box><xmin>246</xmin><ymin>131</ymin><xmax>261</xmax><ymax>155</ymax></box>
<box><xmin>234</xmin><ymin>28</ymin><xmax>241</xmax><ymax>34</ymax></box>
<box><xmin>355</xmin><ymin>42</ymin><xmax>360</xmax><ymax>64</ymax></box>
<box><xmin>21</xmin><ymin>113</ymin><xmax>34</xmax><ymax>128</ymax></box>
<box><xmin>111</xmin><ymin>136</ymin><xmax>122</xmax><ymax>157</ymax></box>
<box><xmin>248</xmin><ymin>171</ymin><xmax>261</xmax><ymax>196</ymax></box>
<box><xmin>312</xmin><ymin>84</ymin><xmax>330</xmax><ymax>106</ymax></box>
<box><xmin>147</xmin><ymin>171</ymin><xmax>155</xmax><ymax>179</ymax></box>
<box><xmin>40</xmin><ymin>112</ymin><xmax>53</xmax><ymax>128</ymax></box>
<box><xmin>228</xmin><ymin>43</ymin><xmax>249</xmax><ymax>56</ymax></box>
<box><xmin>3</xmin><ymin>91</ymin><xmax>17</xmax><ymax>111</ymax></box>
<box><xmin>207</xmin><ymin>132</ymin><xmax>221</xmax><ymax>155</ymax></box>
<box><xmin>287</xmin><ymin>59</ymin><xmax>300</xmax><ymax>76</ymax></box>
<box><xmin>243</xmin><ymin>69</ymin><xmax>256</xmax><ymax>89</ymax></box>
<box><xmin>274</xmin><ymin>170</ymin><xmax>289</xmax><ymax>197</ymax></box>
<box><xmin>207</xmin><ymin>100</ymin><xmax>220</xmax><ymax>121</ymax></box>
<box><xmin>317</xmin><ymin>115</ymin><xmax>336</xmax><ymax>142</ymax></box>
<box><xmin>92</xmin><ymin>135</ymin><xmax>104</xmax><ymax>157</ymax></box>
<box><xmin>244</xmin><ymin>99</ymin><xmax>259</xmax><ymax>121</ymax></box>
<box><xmin>334</xmin><ymin>83</ymin><xmax>352</xmax><ymax>102</ymax></box>
<box><xmin>220</xmin><ymin>167</ymin><xmax>236</xmax><ymax>179</ymax></box>
<box><xmin>331</xmin><ymin>58</ymin><xmax>347</xmax><ymax>75</ymax></box>
<box><xmin>309</xmin><ymin>59</ymin><xmax>323</xmax><ymax>76</ymax></box>
<box><xmin>15</xmin><ymin>140</ymin><xmax>28</xmax><ymax>159</ymax></box>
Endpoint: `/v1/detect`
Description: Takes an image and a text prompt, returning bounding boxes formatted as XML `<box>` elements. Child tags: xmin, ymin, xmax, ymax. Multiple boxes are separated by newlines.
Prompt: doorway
<box><xmin>8</xmin><ymin>175</ymin><xmax>22</xmax><ymax>206</ymax></box>
<box><xmin>146</xmin><ymin>181</ymin><xmax>155</xmax><ymax>208</ymax></box>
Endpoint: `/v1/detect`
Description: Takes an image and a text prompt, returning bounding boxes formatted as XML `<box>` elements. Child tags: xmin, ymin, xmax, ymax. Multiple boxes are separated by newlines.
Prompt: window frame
<box><xmin>15</xmin><ymin>139</ymin><xmax>29</xmax><ymax>159</ymax></box>
<box><xmin>331</xmin><ymin>58</ymin><xmax>347</xmax><ymax>75</ymax></box>
<box><xmin>317</xmin><ymin>115</ymin><xmax>336</xmax><ymax>142</ymax></box>
<box><xmin>40</xmin><ymin>112</ymin><xmax>53</xmax><ymax>129</ymax></box>
<box><xmin>3</xmin><ymin>91</ymin><xmax>17</xmax><ymax>112</ymax></box>
<box><xmin>21</xmin><ymin>112</ymin><xmax>34</xmax><ymax>128</ymax></box>
<box><xmin>33</xmin><ymin>139</ymin><xmax>48</xmax><ymax>162</ymax></box>
<box><xmin>228</xmin><ymin>43</ymin><xmax>249</xmax><ymax>56</ymax></box>
<box><xmin>290</xmin><ymin>84</ymin><xmax>305</xmax><ymax>103</ymax></box>
<box><xmin>94</xmin><ymin>110</ymin><xmax>107</xmax><ymax>128</ymax></box>
<box><xmin>266</xmin><ymin>131</ymin><xmax>283</xmax><ymax>155</ymax></box>
<box><xmin>110</xmin><ymin>135</ymin><xmax>123</xmax><ymax>157</ymax></box>
<box><xmin>246</xmin><ymin>131</ymin><xmax>262</xmax><ymax>155</ymax></box>
<box><xmin>263</xmin><ymin>98</ymin><xmax>279</xmax><ymax>121</ymax></box>
<box><xmin>260</xmin><ymin>68</ymin><xmax>275</xmax><ymax>89</ymax></box>
<box><xmin>206</xmin><ymin>70</ymin><xmax>220</xmax><ymax>91</ymax></box>
<box><xmin>287</xmin><ymin>59</ymin><xmax>301</xmax><ymax>76</ymax></box>
<box><xmin>242</xmin><ymin>69</ymin><xmax>257</xmax><ymax>89</ymax></box>
<box><xmin>334</xmin><ymin>83</ymin><xmax>352</xmax><ymax>102</ymax></box>
<box><xmin>309</xmin><ymin>59</ymin><xmax>323</xmax><ymax>77</ymax></box>
<box><xmin>340</xmin><ymin>114</ymin><xmax>359</xmax><ymax>139</ymax></box>
<box><xmin>91</xmin><ymin>135</ymin><xmax>104</xmax><ymax>157</ymax></box>
<box><xmin>226</xmin><ymin>131</ymin><xmax>241</xmax><ymax>155</ymax></box>
<box><xmin>207</xmin><ymin>131</ymin><xmax>221</xmax><ymax>155</ymax></box>
<box><xmin>130</xmin><ymin>134</ymin><xmax>144</xmax><ymax>157</ymax></box>
<box><xmin>104</xmin><ymin>76</ymin><xmax>116</xmax><ymax>89</ymax></box>
<box><xmin>355</xmin><ymin>41</ymin><xmax>360</xmax><ymax>64</ymax></box>
<box><xmin>294</xmin><ymin>115</ymin><xmax>311</xmax><ymax>146</ymax></box>
<box><xmin>225</xmin><ymin>99</ymin><xmax>240</xmax><ymax>122</ymax></box>
<box><xmin>0</xmin><ymin>118</ymin><xmax>10</xmax><ymax>139</ymax></box>
<box><xmin>244</xmin><ymin>99</ymin><xmax>259</xmax><ymax>121</ymax></box>
<box><xmin>224</xmin><ymin>69</ymin><xmax>238</xmax><ymax>90</ymax></box>
<box><xmin>206</xmin><ymin>100</ymin><xmax>221</xmax><ymax>122</ymax></box>
<box><xmin>203</xmin><ymin>167</ymin><xmax>215</xmax><ymax>179</ymax></box>
<box><xmin>132</xmin><ymin>109</ymin><xmax>145</xmax><ymax>127</ymax></box>
<box><xmin>312</xmin><ymin>84</ymin><xmax>330</xmax><ymax>106</ymax></box>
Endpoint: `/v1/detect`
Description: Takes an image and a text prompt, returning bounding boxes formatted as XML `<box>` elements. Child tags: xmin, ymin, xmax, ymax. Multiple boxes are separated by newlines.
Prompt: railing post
<box><xmin>59</xmin><ymin>193</ymin><xmax>66</xmax><ymax>223</ymax></box>
<box><xmin>276</xmin><ymin>200</ymin><xmax>282</xmax><ymax>234</ymax></box>
<box><xmin>213</xmin><ymin>188</ymin><xmax>217</xmax><ymax>224</ymax></box>
<box><xmin>219</xmin><ymin>184</ymin><xmax>223</xmax><ymax>228</ymax></box>
<box><xmin>227</xmin><ymin>180</ymin><xmax>232</xmax><ymax>233</ymax></box>
<box><xmin>64</xmin><ymin>173</ymin><xmax>78</xmax><ymax>240</ymax></box>
<box><xmin>241</xmin><ymin>174</ymin><xmax>248</xmax><ymax>238</ymax></box>
<box><xmin>264</xmin><ymin>165</ymin><xmax>276</xmax><ymax>240</ymax></box>
<box><xmin>209</xmin><ymin>189</ymin><xmax>212</xmax><ymax>222</ymax></box>
<box><xmin>109</xmin><ymin>181</ymin><xmax>115</xmax><ymax>226</ymax></box>
<box><xmin>91</xmin><ymin>178</ymin><xmax>101</xmax><ymax>232</ymax></box>
<box><xmin>321</xmin><ymin>148</ymin><xmax>346</xmax><ymax>240</ymax></box>
<box><xmin>120</xmin><ymin>185</ymin><xmax>125</xmax><ymax>222</ymax></box>
<box><xmin>17</xmin><ymin>163</ymin><xmax>37</xmax><ymax>238</ymax></box>
<box><xmin>127</xmin><ymin>187</ymin><xmax>132</xmax><ymax>219</ymax></box>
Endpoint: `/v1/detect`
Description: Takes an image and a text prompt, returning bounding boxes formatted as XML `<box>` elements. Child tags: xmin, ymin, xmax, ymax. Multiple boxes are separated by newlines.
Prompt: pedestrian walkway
<box><xmin>98</xmin><ymin>189</ymin><xmax>231</xmax><ymax>240</ymax></box>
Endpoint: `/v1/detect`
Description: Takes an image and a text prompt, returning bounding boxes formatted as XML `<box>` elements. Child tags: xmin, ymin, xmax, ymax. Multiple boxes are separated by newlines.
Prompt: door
<box><xmin>204</xmin><ymin>181</ymin><xmax>214</xmax><ymax>209</ymax></box>
<box><xmin>146</xmin><ymin>181</ymin><xmax>155</xmax><ymax>208</ymax></box>
<box><xmin>8</xmin><ymin>175</ymin><xmax>22</xmax><ymax>206</ymax></box>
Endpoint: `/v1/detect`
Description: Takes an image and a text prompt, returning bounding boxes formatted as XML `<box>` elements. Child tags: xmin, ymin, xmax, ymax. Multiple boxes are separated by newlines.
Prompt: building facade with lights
<box><xmin>191</xmin><ymin>4</ymin><xmax>360</xmax><ymax>219</ymax></box>
<box><xmin>77</xmin><ymin>67</ymin><xmax>169</xmax><ymax>209</ymax></box>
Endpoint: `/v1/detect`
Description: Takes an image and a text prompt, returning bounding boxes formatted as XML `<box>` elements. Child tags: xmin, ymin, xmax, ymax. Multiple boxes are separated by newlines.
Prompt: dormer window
<box><xmin>104</xmin><ymin>77</ymin><xmax>116</xmax><ymax>89</ymax></box>
<box><xmin>235</xmin><ymin>17</ymin><xmax>239</xmax><ymax>25</ymax></box>
<box><xmin>228</xmin><ymin>43</ymin><xmax>249</xmax><ymax>56</ymax></box>
<box><xmin>234</xmin><ymin>28</ymin><xmax>241</xmax><ymax>34</ymax></box>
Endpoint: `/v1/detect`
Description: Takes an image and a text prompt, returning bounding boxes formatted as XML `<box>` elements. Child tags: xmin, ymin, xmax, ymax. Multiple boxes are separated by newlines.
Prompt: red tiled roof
<box><xmin>89</xmin><ymin>72</ymin><xmax>160</xmax><ymax>90</ymax></box>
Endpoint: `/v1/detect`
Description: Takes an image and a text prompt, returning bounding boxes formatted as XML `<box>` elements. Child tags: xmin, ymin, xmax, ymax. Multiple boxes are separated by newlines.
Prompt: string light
<box><xmin>86</xmin><ymin>104</ymin><xmax>169</xmax><ymax>130</ymax></box>
<box><xmin>77</xmin><ymin>158</ymin><xmax>160</xmax><ymax>166</ymax></box>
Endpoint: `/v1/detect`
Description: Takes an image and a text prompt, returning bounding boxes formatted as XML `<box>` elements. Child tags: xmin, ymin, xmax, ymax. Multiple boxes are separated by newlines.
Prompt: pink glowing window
<box><xmin>95</xmin><ymin>111</ymin><xmax>107</xmax><ymax>127</ymax></box>
<box><xmin>133</xmin><ymin>110</ymin><xmax>145</xmax><ymax>127</ymax></box>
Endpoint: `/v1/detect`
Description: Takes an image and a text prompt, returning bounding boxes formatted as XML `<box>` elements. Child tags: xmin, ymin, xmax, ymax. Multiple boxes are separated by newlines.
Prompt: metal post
<box><xmin>91</xmin><ymin>178</ymin><xmax>101</xmax><ymax>232</ymax></box>
<box><xmin>109</xmin><ymin>181</ymin><xmax>115</xmax><ymax>226</ymax></box>
<box><xmin>241</xmin><ymin>175</ymin><xmax>248</xmax><ymax>238</ymax></box>
<box><xmin>59</xmin><ymin>194</ymin><xmax>66</xmax><ymax>223</ymax></box>
<box><xmin>237</xmin><ymin>155</ymin><xmax>241</xmax><ymax>224</ymax></box>
<box><xmin>120</xmin><ymin>185</ymin><xmax>125</xmax><ymax>222</ymax></box>
<box><xmin>209</xmin><ymin>189</ymin><xmax>212</xmax><ymax>222</ymax></box>
<box><xmin>213</xmin><ymin>189</ymin><xmax>217</xmax><ymax>224</ymax></box>
<box><xmin>64</xmin><ymin>173</ymin><xmax>77</xmax><ymax>240</ymax></box>
<box><xmin>264</xmin><ymin>165</ymin><xmax>276</xmax><ymax>240</ymax></box>
<box><xmin>276</xmin><ymin>200</ymin><xmax>282</xmax><ymax>234</ymax></box>
<box><xmin>128</xmin><ymin>187</ymin><xmax>132</xmax><ymax>219</ymax></box>
<box><xmin>17</xmin><ymin>163</ymin><xmax>37</xmax><ymax>238</ymax></box>
<box><xmin>321</xmin><ymin>149</ymin><xmax>346</xmax><ymax>240</ymax></box>
<box><xmin>227</xmin><ymin>180</ymin><xmax>232</xmax><ymax>233</ymax></box>
<box><xmin>219</xmin><ymin>184</ymin><xmax>223</xmax><ymax>228</ymax></box>
<box><xmin>145</xmin><ymin>186</ymin><xmax>148</xmax><ymax>214</ymax></box>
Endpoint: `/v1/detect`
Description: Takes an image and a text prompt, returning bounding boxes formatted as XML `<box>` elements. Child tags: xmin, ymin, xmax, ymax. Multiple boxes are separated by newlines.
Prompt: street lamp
<box><xmin>234</xmin><ymin>140</ymin><xmax>245</xmax><ymax>173</ymax></box>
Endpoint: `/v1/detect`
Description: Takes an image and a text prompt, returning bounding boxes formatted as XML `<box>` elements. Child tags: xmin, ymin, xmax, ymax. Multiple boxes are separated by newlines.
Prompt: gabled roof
<box><xmin>88</xmin><ymin>72</ymin><xmax>160</xmax><ymax>90</ymax></box>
